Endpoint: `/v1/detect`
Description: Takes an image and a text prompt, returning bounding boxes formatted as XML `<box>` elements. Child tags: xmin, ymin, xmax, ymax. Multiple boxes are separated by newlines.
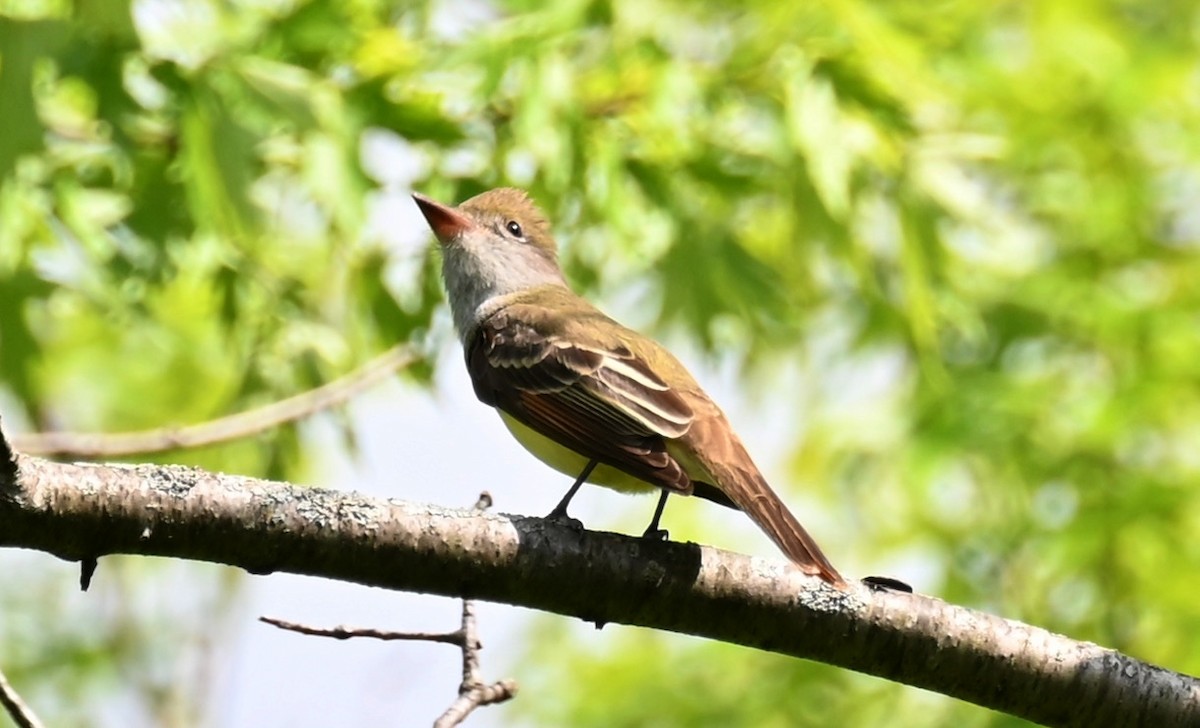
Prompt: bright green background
<box><xmin>2</xmin><ymin>0</ymin><xmax>1199</xmax><ymax>726</ymax></box>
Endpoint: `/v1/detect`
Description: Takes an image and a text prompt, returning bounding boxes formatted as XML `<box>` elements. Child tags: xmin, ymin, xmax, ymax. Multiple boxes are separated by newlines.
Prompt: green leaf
<box><xmin>0</xmin><ymin>268</ymin><xmax>53</xmax><ymax>417</ymax></box>
<box><xmin>179</xmin><ymin>81</ymin><xmax>260</xmax><ymax>239</ymax></box>
<box><xmin>0</xmin><ymin>19</ymin><xmax>66</xmax><ymax>180</ymax></box>
<box><xmin>347</xmin><ymin>79</ymin><xmax>467</xmax><ymax>144</ymax></box>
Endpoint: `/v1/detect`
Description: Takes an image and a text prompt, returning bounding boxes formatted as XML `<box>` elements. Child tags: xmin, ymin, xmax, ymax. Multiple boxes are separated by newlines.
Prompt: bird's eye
<box><xmin>505</xmin><ymin>220</ymin><xmax>523</xmax><ymax>238</ymax></box>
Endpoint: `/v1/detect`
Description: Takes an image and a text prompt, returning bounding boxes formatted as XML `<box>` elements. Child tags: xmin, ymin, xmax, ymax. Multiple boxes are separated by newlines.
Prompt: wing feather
<box><xmin>466</xmin><ymin>304</ymin><xmax>694</xmax><ymax>491</ymax></box>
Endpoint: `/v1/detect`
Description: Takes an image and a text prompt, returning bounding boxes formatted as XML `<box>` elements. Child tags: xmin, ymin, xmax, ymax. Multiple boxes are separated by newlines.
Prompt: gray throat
<box><xmin>440</xmin><ymin>243</ymin><xmax>568</xmax><ymax>341</ymax></box>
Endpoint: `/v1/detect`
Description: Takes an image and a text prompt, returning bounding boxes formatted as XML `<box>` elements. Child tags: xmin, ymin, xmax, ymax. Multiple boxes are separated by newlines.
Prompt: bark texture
<box><xmin>1</xmin><ymin>447</ymin><xmax>1196</xmax><ymax>727</ymax></box>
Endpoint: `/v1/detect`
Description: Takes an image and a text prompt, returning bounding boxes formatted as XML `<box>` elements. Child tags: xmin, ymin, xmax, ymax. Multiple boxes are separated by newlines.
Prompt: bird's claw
<box><xmin>545</xmin><ymin>509</ymin><xmax>584</xmax><ymax>530</ymax></box>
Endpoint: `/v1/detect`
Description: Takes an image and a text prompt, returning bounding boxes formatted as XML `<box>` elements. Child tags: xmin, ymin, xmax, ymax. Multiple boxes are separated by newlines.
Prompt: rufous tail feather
<box><xmin>684</xmin><ymin>418</ymin><xmax>843</xmax><ymax>585</ymax></box>
<box><xmin>714</xmin><ymin>461</ymin><xmax>844</xmax><ymax>585</ymax></box>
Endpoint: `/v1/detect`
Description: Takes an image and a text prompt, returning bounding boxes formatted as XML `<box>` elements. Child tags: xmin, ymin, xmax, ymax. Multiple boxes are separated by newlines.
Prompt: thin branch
<box><xmin>258</xmin><ymin>616</ymin><xmax>465</xmax><ymax>646</ymax></box>
<box><xmin>1</xmin><ymin>450</ymin><xmax>1198</xmax><ymax>728</ymax></box>
<box><xmin>455</xmin><ymin>599</ymin><xmax>483</xmax><ymax>693</ymax></box>
<box><xmin>8</xmin><ymin>345</ymin><xmax>419</xmax><ymax>458</ymax></box>
<box><xmin>260</xmin><ymin>491</ymin><xmax>517</xmax><ymax>727</ymax></box>
<box><xmin>435</xmin><ymin>678</ymin><xmax>517</xmax><ymax>728</ymax></box>
<box><xmin>435</xmin><ymin>492</ymin><xmax>518</xmax><ymax>727</ymax></box>
<box><xmin>0</xmin><ymin>666</ymin><xmax>45</xmax><ymax>728</ymax></box>
<box><xmin>434</xmin><ymin>599</ymin><xmax>518</xmax><ymax>728</ymax></box>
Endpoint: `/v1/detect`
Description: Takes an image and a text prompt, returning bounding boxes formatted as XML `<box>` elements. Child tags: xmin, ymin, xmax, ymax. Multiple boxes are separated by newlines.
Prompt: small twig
<box><xmin>260</xmin><ymin>492</ymin><xmax>517</xmax><ymax>727</ymax></box>
<box><xmin>434</xmin><ymin>491</ymin><xmax>517</xmax><ymax>727</ymax></box>
<box><xmin>472</xmin><ymin>491</ymin><xmax>492</xmax><ymax>512</ymax></box>
<box><xmin>258</xmin><ymin>617</ymin><xmax>464</xmax><ymax>646</ymax></box>
<box><xmin>0</xmin><ymin>666</ymin><xmax>45</xmax><ymax>728</ymax></box>
<box><xmin>79</xmin><ymin>556</ymin><xmax>98</xmax><ymax>592</ymax></box>
<box><xmin>434</xmin><ymin>679</ymin><xmax>519</xmax><ymax>728</ymax></box>
<box><xmin>9</xmin><ymin>345</ymin><xmax>420</xmax><ymax>458</ymax></box>
<box><xmin>433</xmin><ymin>599</ymin><xmax>518</xmax><ymax>728</ymax></box>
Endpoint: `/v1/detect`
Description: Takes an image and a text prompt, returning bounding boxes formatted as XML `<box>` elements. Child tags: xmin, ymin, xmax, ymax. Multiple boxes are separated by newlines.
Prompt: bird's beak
<box><xmin>412</xmin><ymin>192</ymin><xmax>477</xmax><ymax>245</ymax></box>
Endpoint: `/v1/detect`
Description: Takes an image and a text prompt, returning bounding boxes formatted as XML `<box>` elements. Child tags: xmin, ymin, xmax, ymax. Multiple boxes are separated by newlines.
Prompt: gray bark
<box><xmin>1</xmin><ymin>444</ymin><xmax>1197</xmax><ymax>727</ymax></box>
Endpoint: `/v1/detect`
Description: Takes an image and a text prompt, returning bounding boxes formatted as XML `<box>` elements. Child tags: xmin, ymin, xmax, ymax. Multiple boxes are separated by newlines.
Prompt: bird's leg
<box><xmin>642</xmin><ymin>489</ymin><xmax>670</xmax><ymax>541</ymax></box>
<box><xmin>546</xmin><ymin>459</ymin><xmax>597</xmax><ymax>529</ymax></box>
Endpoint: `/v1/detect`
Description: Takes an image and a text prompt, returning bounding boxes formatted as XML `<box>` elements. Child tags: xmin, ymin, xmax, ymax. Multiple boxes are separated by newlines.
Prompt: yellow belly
<box><xmin>498</xmin><ymin>411</ymin><xmax>657</xmax><ymax>494</ymax></box>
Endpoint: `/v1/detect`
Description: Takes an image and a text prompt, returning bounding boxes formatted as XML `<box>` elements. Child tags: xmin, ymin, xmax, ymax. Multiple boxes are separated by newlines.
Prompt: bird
<box><xmin>412</xmin><ymin>187</ymin><xmax>843</xmax><ymax>585</ymax></box>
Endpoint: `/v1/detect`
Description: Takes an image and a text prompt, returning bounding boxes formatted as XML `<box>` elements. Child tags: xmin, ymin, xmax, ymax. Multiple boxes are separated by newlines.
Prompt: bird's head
<box><xmin>412</xmin><ymin>187</ymin><xmax>559</xmax><ymax>264</ymax></box>
<box><xmin>412</xmin><ymin>187</ymin><xmax>568</xmax><ymax>334</ymax></box>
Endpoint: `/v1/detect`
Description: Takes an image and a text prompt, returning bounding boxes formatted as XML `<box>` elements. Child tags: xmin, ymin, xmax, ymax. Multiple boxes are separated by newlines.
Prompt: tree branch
<box><xmin>8</xmin><ymin>345</ymin><xmax>419</xmax><ymax>458</ymax></box>
<box><xmin>258</xmin><ymin>616</ymin><xmax>464</xmax><ymax>645</ymax></box>
<box><xmin>1</xmin><ymin>445</ymin><xmax>1197</xmax><ymax>728</ymax></box>
<box><xmin>0</xmin><ymin>666</ymin><xmax>45</xmax><ymax>728</ymax></box>
<box><xmin>433</xmin><ymin>599</ymin><xmax>517</xmax><ymax>728</ymax></box>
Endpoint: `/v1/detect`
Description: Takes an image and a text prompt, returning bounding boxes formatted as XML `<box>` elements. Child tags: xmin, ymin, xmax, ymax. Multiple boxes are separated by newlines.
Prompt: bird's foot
<box><xmin>544</xmin><ymin>507</ymin><xmax>584</xmax><ymax>530</ymax></box>
<box><xmin>641</xmin><ymin>527</ymin><xmax>669</xmax><ymax>541</ymax></box>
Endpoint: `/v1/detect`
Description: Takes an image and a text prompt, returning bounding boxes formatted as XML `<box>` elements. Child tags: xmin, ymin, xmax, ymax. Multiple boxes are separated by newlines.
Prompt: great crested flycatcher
<box><xmin>413</xmin><ymin>187</ymin><xmax>843</xmax><ymax>585</ymax></box>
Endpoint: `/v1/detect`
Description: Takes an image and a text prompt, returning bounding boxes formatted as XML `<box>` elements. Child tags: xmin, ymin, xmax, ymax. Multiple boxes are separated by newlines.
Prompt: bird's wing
<box><xmin>466</xmin><ymin>300</ymin><xmax>695</xmax><ymax>492</ymax></box>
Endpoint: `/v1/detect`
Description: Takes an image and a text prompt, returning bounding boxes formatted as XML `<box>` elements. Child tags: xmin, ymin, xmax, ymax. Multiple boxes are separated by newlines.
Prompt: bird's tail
<box><xmin>681</xmin><ymin>418</ymin><xmax>844</xmax><ymax>586</ymax></box>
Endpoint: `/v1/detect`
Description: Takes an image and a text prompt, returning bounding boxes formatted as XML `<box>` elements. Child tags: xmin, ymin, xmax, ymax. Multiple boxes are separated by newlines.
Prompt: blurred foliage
<box><xmin>1</xmin><ymin>0</ymin><xmax>1199</xmax><ymax>726</ymax></box>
